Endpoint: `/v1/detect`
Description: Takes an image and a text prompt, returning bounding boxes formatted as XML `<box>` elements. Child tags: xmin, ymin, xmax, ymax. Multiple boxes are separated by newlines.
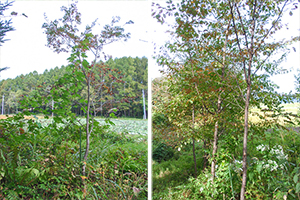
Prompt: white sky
<box><xmin>149</xmin><ymin>2</ymin><xmax>300</xmax><ymax>94</ymax></box>
<box><xmin>0</xmin><ymin>1</ymin><xmax>299</xmax><ymax>94</ymax></box>
<box><xmin>0</xmin><ymin>0</ymin><xmax>150</xmax><ymax>80</ymax></box>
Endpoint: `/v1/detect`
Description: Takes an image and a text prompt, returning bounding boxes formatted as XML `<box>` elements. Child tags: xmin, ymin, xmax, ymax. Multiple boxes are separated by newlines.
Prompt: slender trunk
<box><xmin>83</xmin><ymin>76</ymin><xmax>91</xmax><ymax>176</ymax></box>
<box><xmin>240</xmin><ymin>82</ymin><xmax>251</xmax><ymax>200</ymax></box>
<box><xmin>203</xmin><ymin>139</ymin><xmax>208</xmax><ymax>171</ymax></box>
<box><xmin>192</xmin><ymin>138</ymin><xmax>197</xmax><ymax>178</ymax></box>
<box><xmin>211</xmin><ymin>22</ymin><xmax>229</xmax><ymax>182</ymax></box>
<box><xmin>2</xmin><ymin>95</ymin><xmax>5</xmax><ymax>115</ymax></box>
<box><xmin>211</xmin><ymin>120</ymin><xmax>218</xmax><ymax>181</ymax></box>
<box><xmin>192</xmin><ymin>104</ymin><xmax>197</xmax><ymax>178</ymax></box>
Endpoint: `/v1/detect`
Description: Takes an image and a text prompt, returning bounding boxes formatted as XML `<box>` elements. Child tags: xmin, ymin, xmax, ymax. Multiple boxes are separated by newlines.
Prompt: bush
<box><xmin>153</xmin><ymin>143</ymin><xmax>174</xmax><ymax>163</ymax></box>
<box><xmin>152</xmin><ymin>112</ymin><xmax>168</xmax><ymax>126</ymax></box>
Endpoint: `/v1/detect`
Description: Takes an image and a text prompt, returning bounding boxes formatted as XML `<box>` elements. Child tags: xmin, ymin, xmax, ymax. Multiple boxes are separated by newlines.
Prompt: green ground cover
<box><xmin>153</xmin><ymin>127</ymin><xmax>300</xmax><ymax>199</ymax></box>
<box><xmin>153</xmin><ymin>103</ymin><xmax>300</xmax><ymax>199</ymax></box>
<box><xmin>98</xmin><ymin>119</ymin><xmax>148</xmax><ymax>135</ymax></box>
<box><xmin>0</xmin><ymin>115</ymin><xmax>147</xmax><ymax>199</ymax></box>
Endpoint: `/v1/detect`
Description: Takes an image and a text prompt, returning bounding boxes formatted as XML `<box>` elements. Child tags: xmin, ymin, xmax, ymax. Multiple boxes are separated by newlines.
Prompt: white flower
<box><xmin>270</xmin><ymin>145</ymin><xmax>288</xmax><ymax>160</ymax></box>
<box><xmin>256</xmin><ymin>144</ymin><xmax>269</xmax><ymax>151</ymax></box>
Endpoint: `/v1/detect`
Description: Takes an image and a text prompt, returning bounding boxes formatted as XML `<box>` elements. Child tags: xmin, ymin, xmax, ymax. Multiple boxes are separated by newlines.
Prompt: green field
<box><xmin>97</xmin><ymin>119</ymin><xmax>148</xmax><ymax>135</ymax></box>
<box><xmin>19</xmin><ymin>117</ymin><xmax>148</xmax><ymax>135</ymax></box>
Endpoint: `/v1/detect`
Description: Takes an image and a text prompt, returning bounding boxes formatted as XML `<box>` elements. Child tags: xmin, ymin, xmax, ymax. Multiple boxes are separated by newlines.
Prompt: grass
<box><xmin>250</xmin><ymin>103</ymin><xmax>300</xmax><ymax>113</ymax></box>
<box><xmin>282</xmin><ymin>102</ymin><xmax>300</xmax><ymax>113</ymax></box>
<box><xmin>0</xmin><ymin>115</ymin><xmax>148</xmax><ymax>199</ymax></box>
<box><xmin>249</xmin><ymin>102</ymin><xmax>300</xmax><ymax>124</ymax></box>
<box><xmin>152</xmin><ymin>126</ymin><xmax>300</xmax><ymax>200</ymax></box>
<box><xmin>0</xmin><ymin>114</ymin><xmax>148</xmax><ymax>136</ymax></box>
<box><xmin>152</xmin><ymin>102</ymin><xmax>300</xmax><ymax>199</ymax></box>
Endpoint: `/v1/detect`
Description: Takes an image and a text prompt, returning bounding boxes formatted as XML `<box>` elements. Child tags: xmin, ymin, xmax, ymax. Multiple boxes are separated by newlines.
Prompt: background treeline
<box><xmin>0</xmin><ymin>56</ymin><xmax>148</xmax><ymax>118</ymax></box>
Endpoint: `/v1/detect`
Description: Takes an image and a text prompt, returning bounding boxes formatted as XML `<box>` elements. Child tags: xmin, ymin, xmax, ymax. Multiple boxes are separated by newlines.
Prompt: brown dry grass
<box><xmin>0</xmin><ymin>115</ymin><xmax>44</xmax><ymax>120</ymax></box>
<box><xmin>249</xmin><ymin>103</ymin><xmax>299</xmax><ymax>125</ymax></box>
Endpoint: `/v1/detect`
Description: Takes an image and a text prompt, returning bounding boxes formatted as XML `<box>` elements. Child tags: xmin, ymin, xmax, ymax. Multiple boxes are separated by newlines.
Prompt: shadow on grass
<box><xmin>152</xmin><ymin>150</ymin><xmax>205</xmax><ymax>200</ymax></box>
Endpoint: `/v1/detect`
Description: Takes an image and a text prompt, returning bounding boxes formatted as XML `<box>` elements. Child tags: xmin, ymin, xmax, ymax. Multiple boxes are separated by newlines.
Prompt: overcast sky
<box><xmin>149</xmin><ymin>2</ymin><xmax>300</xmax><ymax>94</ymax></box>
<box><xmin>0</xmin><ymin>0</ymin><xmax>150</xmax><ymax>80</ymax></box>
<box><xmin>0</xmin><ymin>1</ymin><xmax>299</xmax><ymax>94</ymax></box>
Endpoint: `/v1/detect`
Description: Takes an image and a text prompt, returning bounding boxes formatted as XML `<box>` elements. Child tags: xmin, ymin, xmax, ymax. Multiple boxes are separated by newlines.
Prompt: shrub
<box><xmin>153</xmin><ymin>143</ymin><xmax>174</xmax><ymax>163</ymax></box>
<box><xmin>152</xmin><ymin>112</ymin><xmax>168</xmax><ymax>126</ymax></box>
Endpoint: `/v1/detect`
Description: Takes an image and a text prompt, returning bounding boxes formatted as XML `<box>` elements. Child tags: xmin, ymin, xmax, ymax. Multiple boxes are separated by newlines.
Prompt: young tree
<box><xmin>153</xmin><ymin>1</ymin><xmax>245</xmax><ymax>182</ymax></box>
<box><xmin>41</xmin><ymin>2</ymin><xmax>132</xmax><ymax>175</ymax></box>
<box><xmin>153</xmin><ymin>0</ymin><xmax>299</xmax><ymax>198</ymax></box>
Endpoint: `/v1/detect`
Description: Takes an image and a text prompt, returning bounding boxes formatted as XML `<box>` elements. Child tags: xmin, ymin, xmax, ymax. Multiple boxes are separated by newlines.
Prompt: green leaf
<box><xmin>294</xmin><ymin>174</ymin><xmax>299</xmax><ymax>184</ymax></box>
<box><xmin>256</xmin><ymin>163</ymin><xmax>263</xmax><ymax>174</ymax></box>
<box><xmin>82</xmin><ymin>59</ymin><xmax>89</xmax><ymax>68</ymax></box>
<box><xmin>296</xmin><ymin>182</ymin><xmax>300</xmax><ymax>193</ymax></box>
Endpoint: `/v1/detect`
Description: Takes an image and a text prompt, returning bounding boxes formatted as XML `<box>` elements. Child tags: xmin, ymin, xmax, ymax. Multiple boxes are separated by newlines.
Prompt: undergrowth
<box><xmin>152</xmin><ymin>128</ymin><xmax>300</xmax><ymax>200</ymax></box>
<box><xmin>0</xmin><ymin>114</ymin><xmax>147</xmax><ymax>199</ymax></box>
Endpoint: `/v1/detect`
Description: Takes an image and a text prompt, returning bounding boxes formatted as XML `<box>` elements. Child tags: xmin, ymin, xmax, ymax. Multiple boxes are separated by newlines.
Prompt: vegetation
<box><xmin>0</xmin><ymin>2</ymin><xmax>147</xmax><ymax>199</ymax></box>
<box><xmin>152</xmin><ymin>0</ymin><xmax>300</xmax><ymax>199</ymax></box>
<box><xmin>0</xmin><ymin>56</ymin><xmax>148</xmax><ymax>119</ymax></box>
<box><xmin>152</xmin><ymin>75</ymin><xmax>300</xmax><ymax>199</ymax></box>
<box><xmin>0</xmin><ymin>114</ymin><xmax>147</xmax><ymax>199</ymax></box>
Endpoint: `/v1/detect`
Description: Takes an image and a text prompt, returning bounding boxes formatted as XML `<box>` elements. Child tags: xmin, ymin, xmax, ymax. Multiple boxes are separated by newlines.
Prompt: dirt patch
<box><xmin>0</xmin><ymin>115</ymin><xmax>11</xmax><ymax>119</ymax></box>
<box><xmin>0</xmin><ymin>115</ymin><xmax>44</xmax><ymax>120</ymax></box>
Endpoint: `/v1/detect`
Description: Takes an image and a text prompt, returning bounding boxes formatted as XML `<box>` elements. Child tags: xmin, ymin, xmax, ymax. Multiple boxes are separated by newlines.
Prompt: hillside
<box><xmin>0</xmin><ymin>56</ymin><xmax>148</xmax><ymax>119</ymax></box>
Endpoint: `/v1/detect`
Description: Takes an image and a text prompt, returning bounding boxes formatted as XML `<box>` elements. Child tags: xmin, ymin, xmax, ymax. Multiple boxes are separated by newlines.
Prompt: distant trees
<box><xmin>0</xmin><ymin>57</ymin><xmax>147</xmax><ymax>118</ymax></box>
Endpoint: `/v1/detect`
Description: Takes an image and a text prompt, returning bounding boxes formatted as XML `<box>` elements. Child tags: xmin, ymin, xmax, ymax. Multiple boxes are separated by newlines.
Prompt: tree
<box><xmin>153</xmin><ymin>0</ymin><xmax>299</xmax><ymax>198</ymax></box>
<box><xmin>0</xmin><ymin>1</ymin><xmax>14</xmax><ymax>46</ymax></box>
<box><xmin>0</xmin><ymin>1</ymin><xmax>13</xmax><ymax>76</ymax></box>
<box><xmin>41</xmin><ymin>2</ymin><xmax>132</xmax><ymax>175</ymax></box>
<box><xmin>1</xmin><ymin>1</ymin><xmax>28</xmax><ymax>77</ymax></box>
<box><xmin>0</xmin><ymin>67</ymin><xmax>9</xmax><ymax>72</ymax></box>
<box><xmin>153</xmin><ymin>1</ymin><xmax>245</xmax><ymax>182</ymax></box>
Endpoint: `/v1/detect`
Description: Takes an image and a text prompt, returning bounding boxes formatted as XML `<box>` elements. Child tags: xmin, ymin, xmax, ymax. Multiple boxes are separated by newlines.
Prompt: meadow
<box><xmin>250</xmin><ymin>103</ymin><xmax>299</xmax><ymax>124</ymax></box>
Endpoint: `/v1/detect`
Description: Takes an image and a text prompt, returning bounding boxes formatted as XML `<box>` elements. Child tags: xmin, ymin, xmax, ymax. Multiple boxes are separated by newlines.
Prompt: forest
<box><xmin>0</xmin><ymin>2</ymin><xmax>147</xmax><ymax>199</ymax></box>
<box><xmin>151</xmin><ymin>0</ymin><xmax>300</xmax><ymax>199</ymax></box>
<box><xmin>0</xmin><ymin>56</ymin><xmax>148</xmax><ymax>119</ymax></box>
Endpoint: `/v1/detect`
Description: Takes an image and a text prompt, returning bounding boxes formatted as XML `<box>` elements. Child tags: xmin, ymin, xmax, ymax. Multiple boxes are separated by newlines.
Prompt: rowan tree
<box><xmin>41</xmin><ymin>2</ymin><xmax>132</xmax><ymax>175</ymax></box>
<box><xmin>153</xmin><ymin>0</ymin><xmax>299</xmax><ymax>198</ymax></box>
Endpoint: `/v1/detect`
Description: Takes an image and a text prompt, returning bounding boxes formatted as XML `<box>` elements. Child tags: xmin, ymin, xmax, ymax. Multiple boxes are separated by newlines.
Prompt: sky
<box><xmin>0</xmin><ymin>1</ymin><xmax>299</xmax><ymax>94</ymax></box>
<box><xmin>149</xmin><ymin>2</ymin><xmax>300</xmax><ymax>94</ymax></box>
<box><xmin>0</xmin><ymin>0</ymin><xmax>150</xmax><ymax>80</ymax></box>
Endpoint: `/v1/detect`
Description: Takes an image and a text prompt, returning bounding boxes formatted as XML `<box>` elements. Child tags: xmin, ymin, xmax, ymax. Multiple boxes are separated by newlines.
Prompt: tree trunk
<box><xmin>211</xmin><ymin>120</ymin><xmax>218</xmax><ymax>181</ymax></box>
<box><xmin>83</xmin><ymin>76</ymin><xmax>91</xmax><ymax>176</ymax></box>
<box><xmin>203</xmin><ymin>139</ymin><xmax>208</xmax><ymax>171</ymax></box>
<box><xmin>211</xmin><ymin>21</ymin><xmax>229</xmax><ymax>182</ymax></box>
<box><xmin>192</xmin><ymin>138</ymin><xmax>197</xmax><ymax>178</ymax></box>
<box><xmin>192</xmin><ymin>104</ymin><xmax>197</xmax><ymax>178</ymax></box>
<box><xmin>240</xmin><ymin>83</ymin><xmax>251</xmax><ymax>200</ymax></box>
